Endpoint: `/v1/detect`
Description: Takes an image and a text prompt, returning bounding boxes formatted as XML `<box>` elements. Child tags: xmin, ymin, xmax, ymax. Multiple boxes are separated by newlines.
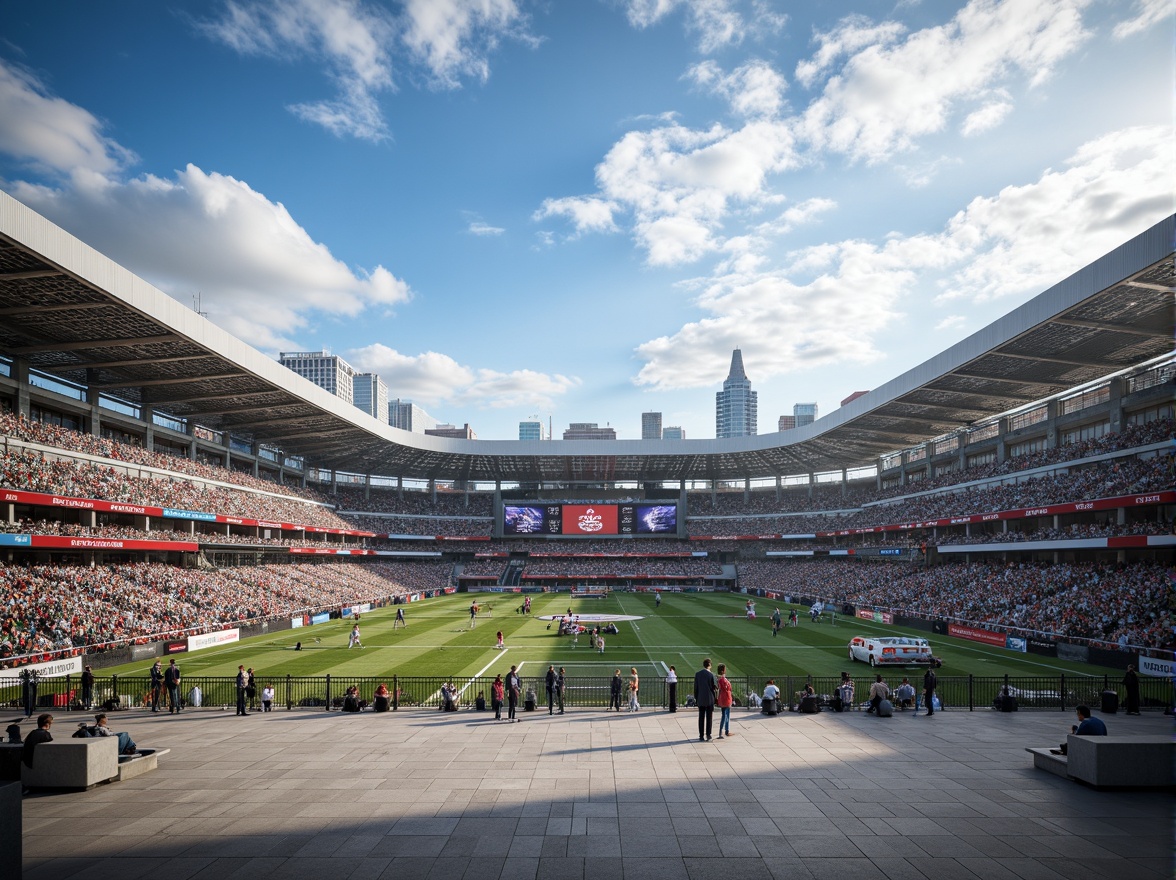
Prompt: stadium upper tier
<box><xmin>0</xmin><ymin>191</ymin><xmax>1172</xmax><ymax>483</ymax></box>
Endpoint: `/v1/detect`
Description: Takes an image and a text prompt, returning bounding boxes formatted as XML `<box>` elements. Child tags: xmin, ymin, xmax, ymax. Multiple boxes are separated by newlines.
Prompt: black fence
<box><xmin>2</xmin><ymin>671</ymin><xmax>1170</xmax><ymax>714</ymax></box>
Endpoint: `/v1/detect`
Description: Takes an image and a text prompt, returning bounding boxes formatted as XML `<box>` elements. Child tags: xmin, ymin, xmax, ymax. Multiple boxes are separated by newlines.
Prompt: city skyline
<box><xmin>0</xmin><ymin>1</ymin><xmax>1169</xmax><ymax>440</ymax></box>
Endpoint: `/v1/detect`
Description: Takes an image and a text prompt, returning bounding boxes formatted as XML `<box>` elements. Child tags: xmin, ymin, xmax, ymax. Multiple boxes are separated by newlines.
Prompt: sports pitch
<box><xmin>97</xmin><ymin>591</ymin><xmax>1125</xmax><ymax>685</ymax></box>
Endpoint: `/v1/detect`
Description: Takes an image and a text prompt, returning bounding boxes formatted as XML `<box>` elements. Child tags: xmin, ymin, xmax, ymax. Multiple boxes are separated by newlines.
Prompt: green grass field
<box><xmin>96</xmin><ymin>591</ymin><xmax>1126</xmax><ymax>685</ymax></box>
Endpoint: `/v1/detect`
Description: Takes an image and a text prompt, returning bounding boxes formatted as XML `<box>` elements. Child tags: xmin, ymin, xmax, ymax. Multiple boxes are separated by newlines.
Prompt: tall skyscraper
<box><xmin>641</xmin><ymin>411</ymin><xmax>662</xmax><ymax>440</ymax></box>
<box><xmin>519</xmin><ymin>421</ymin><xmax>542</xmax><ymax>441</ymax></box>
<box><xmin>778</xmin><ymin>415</ymin><xmax>796</xmax><ymax>431</ymax></box>
<box><xmin>715</xmin><ymin>349</ymin><xmax>757</xmax><ymax>438</ymax></box>
<box><xmin>662</xmin><ymin>426</ymin><xmax>685</xmax><ymax>440</ymax></box>
<box><xmin>389</xmin><ymin>398</ymin><xmax>438</xmax><ymax>433</ymax></box>
<box><xmin>563</xmin><ymin>422</ymin><xmax>617</xmax><ymax>440</ymax></box>
<box><xmin>353</xmin><ymin>373</ymin><xmax>388</xmax><ymax>423</ymax></box>
<box><xmin>279</xmin><ymin>350</ymin><xmax>356</xmax><ymax>404</ymax></box>
<box><xmin>793</xmin><ymin>402</ymin><xmax>818</xmax><ymax>427</ymax></box>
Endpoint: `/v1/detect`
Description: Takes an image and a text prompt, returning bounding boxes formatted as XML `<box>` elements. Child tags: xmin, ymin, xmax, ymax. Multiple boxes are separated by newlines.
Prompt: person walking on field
<box><xmin>694</xmin><ymin>658</ymin><xmax>717</xmax><ymax>742</ymax></box>
<box><xmin>394</xmin><ymin>606</ymin><xmax>406</xmax><ymax>629</ymax></box>
<box><xmin>348</xmin><ymin>624</ymin><xmax>363</xmax><ymax>649</ymax></box>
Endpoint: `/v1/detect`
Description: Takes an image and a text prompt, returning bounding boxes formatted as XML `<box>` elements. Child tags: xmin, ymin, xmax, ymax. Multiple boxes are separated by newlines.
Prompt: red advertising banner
<box><xmin>948</xmin><ymin>622</ymin><xmax>1007</xmax><ymax>647</ymax></box>
<box><xmin>1</xmin><ymin>488</ymin><xmax>162</xmax><ymax>517</ymax></box>
<box><xmin>856</xmin><ymin>609</ymin><xmax>894</xmax><ymax>625</ymax></box>
<box><xmin>27</xmin><ymin>536</ymin><xmax>198</xmax><ymax>552</ymax></box>
<box><xmin>562</xmin><ymin>505</ymin><xmax>618</xmax><ymax>536</ymax></box>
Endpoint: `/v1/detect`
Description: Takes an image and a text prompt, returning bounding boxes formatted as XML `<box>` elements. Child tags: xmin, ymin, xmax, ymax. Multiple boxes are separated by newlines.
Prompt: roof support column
<box><xmin>141</xmin><ymin>405</ymin><xmax>155</xmax><ymax>452</ymax></box>
<box><xmin>997</xmin><ymin>416</ymin><xmax>1009</xmax><ymax>463</ymax></box>
<box><xmin>364</xmin><ymin>473</ymin><xmax>371</xmax><ymax>501</ymax></box>
<box><xmin>1045</xmin><ymin>399</ymin><xmax>1059</xmax><ymax>451</ymax></box>
<box><xmin>184</xmin><ymin>419</ymin><xmax>197</xmax><ymax>460</ymax></box>
<box><xmin>743</xmin><ymin>478</ymin><xmax>750</xmax><ymax>503</ymax></box>
<box><xmin>249</xmin><ymin>441</ymin><xmax>260</xmax><ymax>477</ymax></box>
<box><xmin>775</xmin><ymin>475</ymin><xmax>781</xmax><ymax>503</ymax></box>
<box><xmin>85</xmin><ymin>369</ymin><xmax>101</xmax><ymax>437</ymax></box>
<box><xmin>807</xmin><ymin>473</ymin><xmax>814</xmax><ymax>500</ymax></box>
<box><xmin>875</xmin><ymin>456</ymin><xmax>883</xmax><ymax>491</ymax></box>
<box><xmin>12</xmin><ymin>357</ymin><xmax>30</xmax><ymax>418</ymax></box>
<box><xmin>1107</xmin><ymin>376</ymin><xmax>1125</xmax><ymax>434</ymax></box>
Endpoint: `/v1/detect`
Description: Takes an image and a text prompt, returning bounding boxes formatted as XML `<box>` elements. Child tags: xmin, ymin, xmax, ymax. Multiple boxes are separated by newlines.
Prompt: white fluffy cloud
<box><xmin>798</xmin><ymin>0</ymin><xmax>1091</xmax><ymax>162</ymax></box>
<box><xmin>687</xmin><ymin>59</ymin><xmax>788</xmax><ymax>119</ymax></box>
<box><xmin>937</xmin><ymin>125</ymin><xmax>1174</xmax><ymax>302</ymax></box>
<box><xmin>533</xmin><ymin>196</ymin><xmax>618</xmax><ymax>238</ymax></box>
<box><xmin>632</xmin><ymin>125</ymin><xmax>1173</xmax><ymax>390</ymax></box>
<box><xmin>1113</xmin><ymin>0</ymin><xmax>1174</xmax><ymax>39</ymax></box>
<box><xmin>622</xmin><ymin>0</ymin><xmax>785</xmax><ymax>53</ymax></box>
<box><xmin>200</xmin><ymin>0</ymin><xmax>530</xmax><ymax>139</ymax></box>
<box><xmin>0</xmin><ymin>61</ymin><xmax>136</xmax><ymax>179</ymax></box>
<box><xmin>592</xmin><ymin>116</ymin><xmax>799</xmax><ymax>265</ymax></box>
<box><xmin>401</xmin><ymin>0</ymin><xmax>530</xmax><ymax>88</ymax></box>
<box><xmin>348</xmin><ymin>343</ymin><xmax>578</xmax><ymax>410</ymax></box>
<box><xmin>10</xmin><ymin>163</ymin><xmax>411</xmax><ymax>352</ymax></box>
<box><xmin>200</xmin><ymin>0</ymin><xmax>397</xmax><ymax>140</ymax></box>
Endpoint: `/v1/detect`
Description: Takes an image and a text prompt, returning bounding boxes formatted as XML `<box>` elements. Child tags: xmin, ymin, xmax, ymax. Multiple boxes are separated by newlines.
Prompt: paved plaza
<box><xmin>18</xmin><ymin>704</ymin><xmax>1173</xmax><ymax>880</ymax></box>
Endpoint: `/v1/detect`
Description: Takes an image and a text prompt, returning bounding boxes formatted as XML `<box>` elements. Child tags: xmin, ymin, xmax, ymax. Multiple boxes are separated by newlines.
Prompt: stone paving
<box><xmin>18</xmin><ymin>704</ymin><xmax>1173</xmax><ymax>880</ymax></box>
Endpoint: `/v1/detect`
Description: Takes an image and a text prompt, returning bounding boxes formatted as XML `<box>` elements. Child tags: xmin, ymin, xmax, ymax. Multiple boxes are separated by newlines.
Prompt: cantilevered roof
<box><xmin>0</xmin><ymin>191</ymin><xmax>1172</xmax><ymax>483</ymax></box>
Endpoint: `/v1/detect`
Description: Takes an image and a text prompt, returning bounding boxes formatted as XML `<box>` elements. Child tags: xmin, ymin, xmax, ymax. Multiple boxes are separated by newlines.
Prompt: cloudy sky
<box><xmin>0</xmin><ymin>0</ymin><xmax>1170</xmax><ymax>441</ymax></box>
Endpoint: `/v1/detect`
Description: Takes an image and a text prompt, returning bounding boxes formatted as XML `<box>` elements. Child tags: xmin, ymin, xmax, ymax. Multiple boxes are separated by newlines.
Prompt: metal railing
<box><xmin>1</xmin><ymin>671</ymin><xmax>1168</xmax><ymax>714</ymax></box>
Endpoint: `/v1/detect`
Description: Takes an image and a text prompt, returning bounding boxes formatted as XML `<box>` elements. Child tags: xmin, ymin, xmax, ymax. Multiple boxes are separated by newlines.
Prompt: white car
<box><xmin>848</xmin><ymin>635</ymin><xmax>933</xmax><ymax>666</ymax></box>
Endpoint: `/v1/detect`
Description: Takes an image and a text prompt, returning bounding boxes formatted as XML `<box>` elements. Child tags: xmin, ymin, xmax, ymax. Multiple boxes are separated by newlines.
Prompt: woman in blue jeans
<box><xmin>716</xmin><ymin>664</ymin><xmax>733</xmax><ymax>739</ymax></box>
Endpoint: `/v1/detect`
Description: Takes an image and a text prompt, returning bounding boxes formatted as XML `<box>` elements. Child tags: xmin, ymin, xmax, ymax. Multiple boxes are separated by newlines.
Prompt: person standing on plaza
<box><xmin>556</xmin><ymin>667</ymin><xmax>567</xmax><ymax>714</ymax></box>
<box><xmin>610</xmin><ymin>669</ymin><xmax>624</xmax><ymax>711</ymax></box>
<box><xmin>491</xmin><ymin>674</ymin><xmax>504</xmax><ymax>721</ymax></box>
<box><xmin>261</xmin><ymin>683</ymin><xmax>275</xmax><ymax>712</ymax></box>
<box><xmin>666</xmin><ymin>665</ymin><xmax>678</xmax><ymax>712</ymax></box>
<box><xmin>164</xmin><ymin>658</ymin><xmax>182</xmax><ymax>713</ymax></box>
<box><xmin>246</xmin><ymin>668</ymin><xmax>258</xmax><ymax>710</ymax></box>
<box><xmin>545</xmin><ymin>665</ymin><xmax>557</xmax><ymax>715</ymax></box>
<box><xmin>716</xmin><ymin>663</ymin><xmax>733</xmax><ymax>738</ymax></box>
<box><xmin>628</xmin><ymin>668</ymin><xmax>641</xmax><ymax>712</ymax></box>
<box><xmin>235</xmin><ymin>665</ymin><xmax>249</xmax><ymax>716</ymax></box>
<box><xmin>81</xmin><ymin>665</ymin><xmax>95</xmax><ymax>711</ymax></box>
<box><xmin>506</xmin><ymin>665</ymin><xmax>521</xmax><ymax>722</ymax></box>
<box><xmin>149</xmin><ymin>660</ymin><xmax>164</xmax><ymax>712</ymax></box>
<box><xmin>694</xmin><ymin>658</ymin><xmax>717</xmax><ymax>742</ymax></box>
<box><xmin>1122</xmin><ymin>664</ymin><xmax>1141</xmax><ymax>715</ymax></box>
<box><xmin>922</xmin><ymin>666</ymin><xmax>937</xmax><ymax>716</ymax></box>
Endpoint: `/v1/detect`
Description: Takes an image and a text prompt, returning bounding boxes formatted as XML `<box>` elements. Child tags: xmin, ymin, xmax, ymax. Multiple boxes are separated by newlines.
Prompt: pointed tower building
<box><xmin>715</xmin><ymin>348</ymin><xmax>758</xmax><ymax>438</ymax></box>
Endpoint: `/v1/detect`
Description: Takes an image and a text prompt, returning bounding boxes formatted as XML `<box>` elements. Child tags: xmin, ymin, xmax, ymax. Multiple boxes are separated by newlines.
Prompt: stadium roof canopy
<box><xmin>0</xmin><ymin>191</ymin><xmax>1172</xmax><ymax>485</ymax></box>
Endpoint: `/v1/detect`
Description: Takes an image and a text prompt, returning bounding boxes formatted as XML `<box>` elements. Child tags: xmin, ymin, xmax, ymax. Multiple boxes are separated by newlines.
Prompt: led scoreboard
<box><xmin>502</xmin><ymin>503</ymin><xmax>678</xmax><ymax>536</ymax></box>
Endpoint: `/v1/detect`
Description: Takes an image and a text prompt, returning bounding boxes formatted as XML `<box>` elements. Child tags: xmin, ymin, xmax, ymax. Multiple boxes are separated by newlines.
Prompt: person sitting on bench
<box><xmin>761</xmin><ymin>680</ymin><xmax>781</xmax><ymax>714</ymax></box>
<box><xmin>92</xmin><ymin>713</ymin><xmax>138</xmax><ymax>756</ymax></box>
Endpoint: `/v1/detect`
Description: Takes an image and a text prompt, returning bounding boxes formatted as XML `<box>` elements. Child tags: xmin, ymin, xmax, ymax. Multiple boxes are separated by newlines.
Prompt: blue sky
<box><xmin>0</xmin><ymin>0</ymin><xmax>1171</xmax><ymax>441</ymax></box>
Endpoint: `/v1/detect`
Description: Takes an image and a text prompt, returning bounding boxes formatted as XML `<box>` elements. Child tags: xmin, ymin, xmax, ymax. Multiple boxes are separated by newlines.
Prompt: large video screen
<box><xmin>502</xmin><ymin>503</ymin><xmax>677</xmax><ymax>536</ymax></box>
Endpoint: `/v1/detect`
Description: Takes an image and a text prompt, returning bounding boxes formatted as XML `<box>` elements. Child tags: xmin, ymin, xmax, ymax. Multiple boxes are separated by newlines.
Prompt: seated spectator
<box><xmin>341</xmin><ymin>685</ymin><xmax>364</xmax><ymax>712</ymax></box>
<box><xmin>1071</xmin><ymin>704</ymin><xmax>1107</xmax><ymax>737</ymax></box>
<box><xmin>866</xmin><ymin>675</ymin><xmax>890</xmax><ymax>714</ymax></box>
<box><xmin>1055</xmin><ymin>704</ymin><xmax>1107</xmax><ymax>754</ymax></box>
<box><xmin>92</xmin><ymin>713</ymin><xmax>138</xmax><ymax>756</ymax></box>
<box><xmin>22</xmin><ymin>713</ymin><xmax>53</xmax><ymax>768</ymax></box>
<box><xmin>894</xmin><ymin>678</ymin><xmax>916</xmax><ymax>709</ymax></box>
<box><xmin>373</xmin><ymin>683</ymin><xmax>391</xmax><ymax>712</ymax></box>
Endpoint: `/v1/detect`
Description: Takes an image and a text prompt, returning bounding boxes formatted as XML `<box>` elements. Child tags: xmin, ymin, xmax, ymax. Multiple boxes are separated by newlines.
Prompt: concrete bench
<box><xmin>1065</xmin><ymin>735</ymin><xmax>1175</xmax><ymax>789</ymax></box>
<box><xmin>1025</xmin><ymin>747</ymin><xmax>1069</xmax><ymax>778</ymax></box>
<box><xmin>117</xmin><ymin>748</ymin><xmax>168</xmax><ymax>782</ymax></box>
<box><xmin>21</xmin><ymin>737</ymin><xmax>119</xmax><ymax>790</ymax></box>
